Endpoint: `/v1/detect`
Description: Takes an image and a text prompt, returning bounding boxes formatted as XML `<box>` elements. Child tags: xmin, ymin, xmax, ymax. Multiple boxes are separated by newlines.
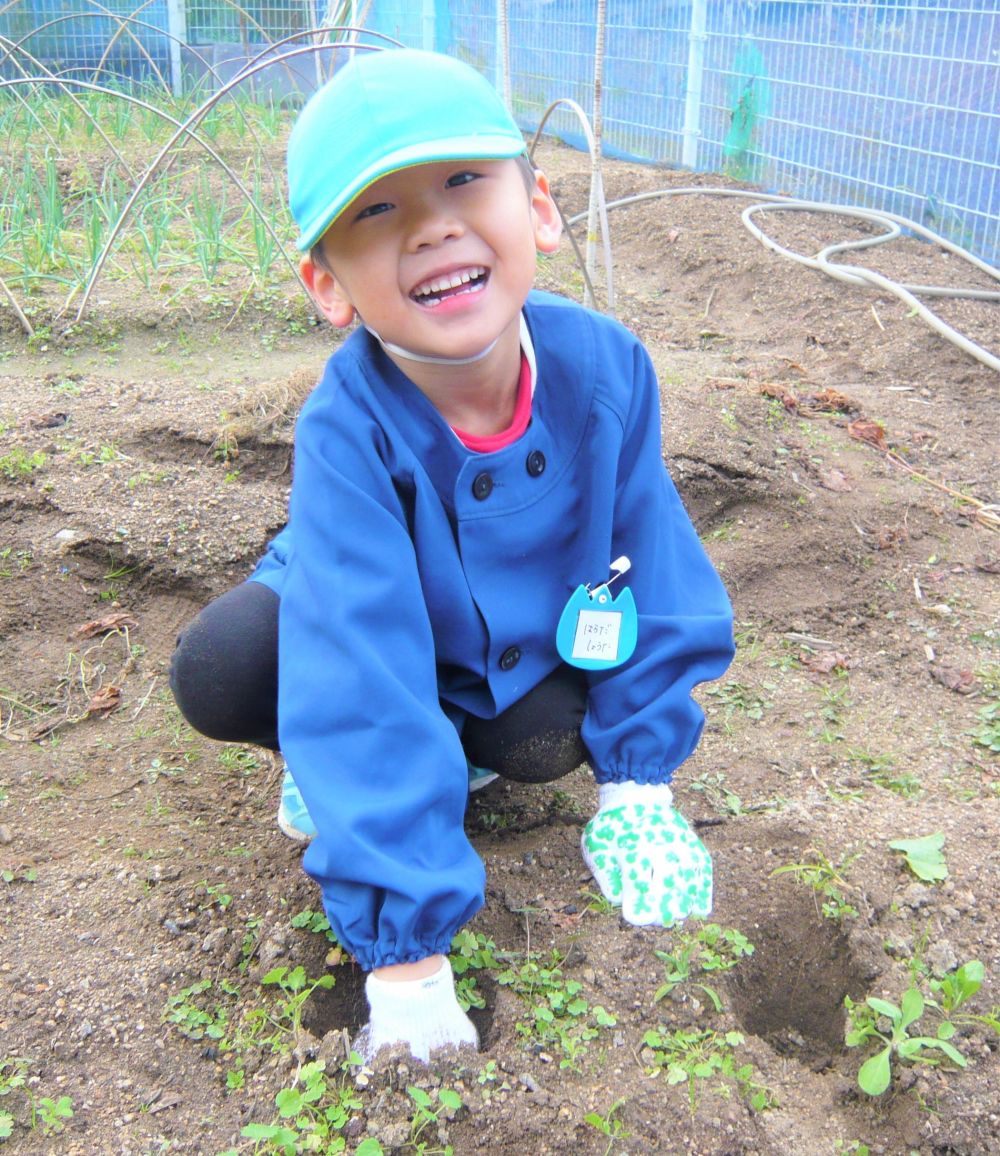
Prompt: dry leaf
<box><xmin>848</xmin><ymin>419</ymin><xmax>888</xmax><ymax>450</ymax></box>
<box><xmin>74</xmin><ymin>612</ymin><xmax>139</xmax><ymax>638</ymax></box>
<box><xmin>86</xmin><ymin>686</ymin><xmax>122</xmax><ymax>716</ymax></box>
<box><xmin>929</xmin><ymin>665</ymin><xmax>977</xmax><ymax>695</ymax></box>
<box><xmin>806</xmin><ymin>388</ymin><xmax>858</xmax><ymax>414</ymax></box>
<box><xmin>23</xmin><ymin>411</ymin><xmax>68</xmax><ymax>429</ymax></box>
<box><xmin>801</xmin><ymin>651</ymin><xmax>851</xmax><ymax>674</ymax></box>
<box><xmin>875</xmin><ymin>527</ymin><xmax>908</xmax><ymax>550</ymax></box>
<box><xmin>974</xmin><ymin>556</ymin><xmax>1000</xmax><ymax>574</ymax></box>
<box><xmin>758</xmin><ymin>383</ymin><xmax>799</xmax><ymax>411</ymax></box>
<box><xmin>819</xmin><ymin>468</ymin><xmax>853</xmax><ymax>493</ymax></box>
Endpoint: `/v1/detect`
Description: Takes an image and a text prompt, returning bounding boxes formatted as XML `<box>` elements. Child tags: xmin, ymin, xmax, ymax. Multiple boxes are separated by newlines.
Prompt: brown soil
<box><xmin>1</xmin><ymin>143</ymin><xmax>998</xmax><ymax>1156</ymax></box>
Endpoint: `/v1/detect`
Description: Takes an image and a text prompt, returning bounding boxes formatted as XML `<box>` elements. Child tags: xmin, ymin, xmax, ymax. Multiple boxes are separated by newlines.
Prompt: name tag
<box><xmin>557</xmin><ymin>581</ymin><xmax>637</xmax><ymax>671</ymax></box>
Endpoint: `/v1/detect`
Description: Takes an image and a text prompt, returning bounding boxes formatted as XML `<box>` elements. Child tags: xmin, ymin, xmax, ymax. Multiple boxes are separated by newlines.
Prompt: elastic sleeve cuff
<box><xmin>597</xmin><ymin>780</ymin><xmax>674</xmax><ymax>810</ymax></box>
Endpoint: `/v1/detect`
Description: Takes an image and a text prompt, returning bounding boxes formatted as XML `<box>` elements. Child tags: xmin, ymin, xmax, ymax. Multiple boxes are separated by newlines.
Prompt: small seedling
<box><xmin>449</xmin><ymin>929</ymin><xmax>500</xmax><ymax>1011</ymax></box>
<box><xmin>844</xmin><ymin>985</ymin><xmax>967</xmax><ymax>1095</ymax></box>
<box><xmin>252</xmin><ymin>966</ymin><xmax>335</xmax><ymax>1045</ymax></box>
<box><xmin>927</xmin><ymin>960</ymin><xmax>983</xmax><ymax>1017</ymax></box>
<box><xmin>197</xmin><ymin>881</ymin><xmax>232</xmax><ymax>911</ymax></box>
<box><xmin>688</xmin><ymin>772</ymin><xmax>746</xmax><ymax>817</ymax></box>
<box><xmin>218</xmin><ymin>745</ymin><xmax>260</xmax><ymax>775</ymax></box>
<box><xmin>771</xmin><ymin>849</ymin><xmax>860</xmax><ymax>920</ymax></box>
<box><xmin>847</xmin><ymin>748</ymin><xmax>922</xmax><ymax>798</ymax></box>
<box><xmin>239</xmin><ymin>1055</ymin><xmax>368</xmax><ymax>1153</ymax></box>
<box><xmin>654</xmin><ymin>922</ymin><xmax>754</xmax><ymax>1009</ymax></box>
<box><xmin>407</xmin><ymin>1085</ymin><xmax>462</xmax><ymax>1154</ymax></box>
<box><xmin>970</xmin><ymin>701</ymin><xmax>1000</xmax><ymax>754</ymax></box>
<box><xmin>289</xmin><ymin>907</ymin><xmax>339</xmax><ymax>945</ymax></box>
<box><xmin>924</xmin><ymin>960</ymin><xmax>1000</xmax><ymax>1033</ymax></box>
<box><xmin>33</xmin><ymin>1095</ymin><xmax>74</xmax><ymax>1135</ymax></box>
<box><xmin>888</xmin><ymin>833</ymin><xmax>948</xmax><ymax>882</ymax></box>
<box><xmin>0</xmin><ymin>1059</ymin><xmax>74</xmax><ymax>1138</ymax></box>
<box><xmin>704</xmin><ymin>680</ymin><xmax>769</xmax><ymax>728</ymax></box>
<box><xmin>584</xmin><ymin>1098</ymin><xmax>630</xmax><ymax>1154</ymax></box>
<box><xmin>642</xmin><ymin>1027</ymin><xmax>775</xmax><ymax>1114</ymax></box>
<box><xmin>163</xmin><ymin>978</ymin><xmax>237</xmax><ymax>1042</ymax></box>
<box><xmin>0</xmin><ymin>449</ymin><xmax>46</xmax><ymax>480</ymax></box>
<box><xmin>497</xmin><ymin>951</ymin><xmax>617</xmax><ymax>1070</ymax></box>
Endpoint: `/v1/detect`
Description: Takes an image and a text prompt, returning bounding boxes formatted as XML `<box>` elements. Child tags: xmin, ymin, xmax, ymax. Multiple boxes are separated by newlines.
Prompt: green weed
<box><xmin>654</xmin><ymin>923</ymin><xmax>754</xmax><ymax>1009</ymax></box>
<box><xmin>0</xmin><ymin>547</ymin><xmax>33</xmax><ymax>577</ymax></box>
<box><xmin>688</xmin><ymin>771</ymin><xmax>746</xmax><ymax>817</ymax></box>
<box><xmin>406</xmin><ymin>1084</ymin><xmax>463</xmax><ymax>1154</ymax></box>
<box><xmin>846</xmin><ymin>748</ymin><xmax>922</xmax><ymax>798</ymax></box>
<box><xmin>771</xmin><ymin>849</ymin><xmax>861</xmax><ymax>920</ymax></box>
<box><xmin>449</xmin><ymin>929</ymin><xmax>500</xmax><ymax>1011</ymax></box>
<box><xmin>0</xmin><ymin>448</ymin><xmax>46</xmax><ymax>480</ymax></box>
<box><xmin>496</xmin><ymin>950</ymin><xmax>617</xmax><ymax>1071</ymax></box>
<box><xmin>0</xmin><ymin>1058</ymin><xmax>74</xmax><ymax>1138</ymax></box>
<box><xmin>237</xmin><ymin>1055</ymin><xmax>368</xmax><ymax>1155</ymax></box>
<box><xmin>584</xmin><ymin>1098</ymin><xmax>630</xmax><ymax>1154</ymax></box>
<box><xmin>244</xmin><ymin>966</ymin><xmax>335</xmax><ymax>1050</ymax></box>
<box><xmin>289</xmin><ymin>907</ymin><xmax>339</xmax><ymax>944</ymax></box>
<box><xmin>844</xmin><ymin>984</ymin><xmax>967</xmax><ymax>1095</ymax></box>
<box><xmin>704</xmin><ymin>680</ymin><xmax>769</xmax><ymax>727</ymax></box>
<box><xmin>163</xmin><ymin>977</ymin><xmax>238</xmax><ymax>1042</ymax></box>
<box><xmin>641</xmin><ymin>1026</ymin><xmax>775</xmax><ymax>1114</ymax></box>
<box><xmin>970</xmin><ymin>701</ymin><xmax>1000</xmax><ymax>754</ymax></box>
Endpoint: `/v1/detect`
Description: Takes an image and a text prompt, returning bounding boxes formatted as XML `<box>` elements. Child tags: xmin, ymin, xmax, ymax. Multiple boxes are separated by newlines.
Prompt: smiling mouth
<box><xmin>411</xmin><ymin>266</ymin><xmax>488</xmax><ymax>307</ymax></box>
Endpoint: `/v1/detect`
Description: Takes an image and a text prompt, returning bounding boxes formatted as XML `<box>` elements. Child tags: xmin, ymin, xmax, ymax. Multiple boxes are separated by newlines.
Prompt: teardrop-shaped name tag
<box><xmin>556</xmin><ymin>584</ymin><xmax>638</xmax><ymax>670</ymax></box>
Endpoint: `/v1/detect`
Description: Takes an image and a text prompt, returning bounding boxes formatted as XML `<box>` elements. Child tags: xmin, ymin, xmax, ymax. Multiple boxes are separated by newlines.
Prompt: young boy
<box><xmin>170</xmin><ymin>47</ymin><xmax>734</xmax><ymax>1063</ymax></box>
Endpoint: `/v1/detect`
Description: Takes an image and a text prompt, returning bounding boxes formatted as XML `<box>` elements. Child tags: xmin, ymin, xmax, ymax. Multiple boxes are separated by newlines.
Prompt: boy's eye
<box><xmin>355</xmin><ymin>201</ymin><xmax>393</xmax><ymax>221</ymax></box>
<box><xmin>446</xmin><ymin>171</ymin><xmax>480</xmax><ymax>188</ymax></box>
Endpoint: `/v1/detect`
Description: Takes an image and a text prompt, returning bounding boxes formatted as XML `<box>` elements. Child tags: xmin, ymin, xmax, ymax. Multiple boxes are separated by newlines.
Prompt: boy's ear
<box><xmin>530</xmin><ymin>171</ymin><xmax>563</xmax><ymax>254</ymax></box>
<box><xmin>300</xmin><ymin>254</ymin><xmax>356</xmax><ymax>328</ymax></box>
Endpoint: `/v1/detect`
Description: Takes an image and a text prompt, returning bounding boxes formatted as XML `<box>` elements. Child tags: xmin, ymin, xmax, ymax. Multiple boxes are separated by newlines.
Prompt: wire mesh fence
<box><xmin>1</xmin><ymin>0</ymin><xmax>997</xmax><ymax>264</ymax></box>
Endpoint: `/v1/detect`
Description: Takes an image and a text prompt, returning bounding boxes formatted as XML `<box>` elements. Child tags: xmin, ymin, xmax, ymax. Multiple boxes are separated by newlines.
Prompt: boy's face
<box><xmin>301</xmin><ymin>158</ymin><xmax>561</xmax><ymax>361</ymax></box>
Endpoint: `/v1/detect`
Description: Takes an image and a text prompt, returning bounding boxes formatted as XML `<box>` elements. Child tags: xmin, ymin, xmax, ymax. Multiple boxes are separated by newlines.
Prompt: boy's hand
<box><xmin>581</xmin><ymin>781</ymin><xmax>712</xmax><ymax>926</ymax></box>
<box><xmin>358</xmin><ymin>957</ymin><xmax>478</xmax><ymax>1063</ymax></box>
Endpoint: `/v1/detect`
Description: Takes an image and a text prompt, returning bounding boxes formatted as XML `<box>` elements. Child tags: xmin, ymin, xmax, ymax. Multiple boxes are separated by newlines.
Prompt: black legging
<box><xmin>169</xmin><ymin>581</ymin><xmax>588</xmax><ymax>783</ymax></box>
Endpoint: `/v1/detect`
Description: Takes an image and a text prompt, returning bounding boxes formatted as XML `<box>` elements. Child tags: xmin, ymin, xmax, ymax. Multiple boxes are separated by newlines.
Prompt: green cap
<box><xmin>288</xmin><ymin>48</ymin><xmax>527</xmax><ymax>251</ymax></box>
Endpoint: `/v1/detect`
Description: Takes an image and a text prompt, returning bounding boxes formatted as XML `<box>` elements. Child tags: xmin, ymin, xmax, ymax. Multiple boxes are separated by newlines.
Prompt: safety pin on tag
<box><xmin>556</xmin><ymin>555</ymin><xmax>638</xmax><ymax>670</ymax></box>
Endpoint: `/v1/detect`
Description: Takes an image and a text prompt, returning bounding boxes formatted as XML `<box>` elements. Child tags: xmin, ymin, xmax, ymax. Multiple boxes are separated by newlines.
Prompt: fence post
<box><xmin>682</xmin><ymin>0</ymin><xmax>707</xmax><ymax>169</ymax></box>
<box><xmin>422</xmin><ymin>0</ymin><xmax>436</xmax><ymax>51</ymax></box>
<box><xmin>495</xmin><ymin>0</ymin><xmax>511</xmax><ymax>110</ymax></box>
<box><xmin>166</xmin><ymin>0</ymin><xmax>187</xmax><ymax>96</ymax></box>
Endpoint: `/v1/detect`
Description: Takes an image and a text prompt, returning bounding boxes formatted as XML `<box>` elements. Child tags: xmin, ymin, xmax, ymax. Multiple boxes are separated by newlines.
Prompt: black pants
<box><xmin>169</xmin><ymin>581</ymin><xmax>588</xmax><ymax>783</ymax></box>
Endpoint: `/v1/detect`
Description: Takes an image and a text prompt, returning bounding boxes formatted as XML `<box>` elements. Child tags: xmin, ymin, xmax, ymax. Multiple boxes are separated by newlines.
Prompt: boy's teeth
<box><xmin>413</xmin><ymin>267</ymin><xmax>486</xmax><ymax>302</ymax></box>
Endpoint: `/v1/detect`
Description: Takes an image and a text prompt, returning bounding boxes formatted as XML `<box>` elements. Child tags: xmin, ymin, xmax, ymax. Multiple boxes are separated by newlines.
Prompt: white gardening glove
<box><xmin>356</xmin><ymin>958</ymin><xmax>479</xmax><ymax>1063</ymax></box>
<box><xmin>581</xmin><ymin>781</ymin><xmax>712</xmax><ymax>927</ymax></box>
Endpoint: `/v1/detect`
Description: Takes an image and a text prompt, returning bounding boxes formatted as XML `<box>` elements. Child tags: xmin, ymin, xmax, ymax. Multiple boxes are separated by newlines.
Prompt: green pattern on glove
<box><xmin>582</xmin><ymin>798</ymin><xmax>712</xmax><ymax>927</ymax></box>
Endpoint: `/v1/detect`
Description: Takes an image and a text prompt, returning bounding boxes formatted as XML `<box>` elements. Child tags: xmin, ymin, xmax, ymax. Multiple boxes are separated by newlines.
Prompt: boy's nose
<box><xmin>407</xmin><ymin>203</ymin><xmax>464</xmax><ymax>250</ymax></box>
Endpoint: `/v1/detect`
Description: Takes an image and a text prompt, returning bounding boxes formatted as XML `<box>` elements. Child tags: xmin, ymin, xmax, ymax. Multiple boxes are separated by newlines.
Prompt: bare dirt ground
<box><xmin>1</xmin><ymin>143</ymin><xmax>998</xmax><ymax>1156</ymax></box>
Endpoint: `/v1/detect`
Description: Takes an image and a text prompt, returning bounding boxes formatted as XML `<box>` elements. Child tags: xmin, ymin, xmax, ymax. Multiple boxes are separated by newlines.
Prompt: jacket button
<box><xmin>526</xmin><ymin>449</ymin><xmax>546</xmax><ymax>477</ymax></box>
<box><xmin>472</xmin><ymin>472</ymin><xmax>493</xmax><ymax>500</ymax></box>
<box><xmin>499</xmin><ymin>646</ymin><xmax>521</xmax><ymax>671</ymax></box>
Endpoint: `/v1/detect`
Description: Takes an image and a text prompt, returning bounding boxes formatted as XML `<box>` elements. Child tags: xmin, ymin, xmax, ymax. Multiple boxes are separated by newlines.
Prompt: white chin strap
<box><xmin>365</xmin><ymin>325</ymin><xmax>498</xmax><ymax>366</ymax></box>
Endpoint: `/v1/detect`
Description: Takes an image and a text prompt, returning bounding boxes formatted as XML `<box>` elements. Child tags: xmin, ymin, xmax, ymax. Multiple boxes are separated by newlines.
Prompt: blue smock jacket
<box><xmin>263</xmin><ymin>290</ymin><xmax>734</xmax><ymax>969</ymax></box>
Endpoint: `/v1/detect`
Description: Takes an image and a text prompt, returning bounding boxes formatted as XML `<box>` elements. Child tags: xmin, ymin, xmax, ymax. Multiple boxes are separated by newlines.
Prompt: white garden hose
<box><xmin>566</xmin><ymin>188</ymin><xmax>1000</xmax><ymax>374</ymax></box>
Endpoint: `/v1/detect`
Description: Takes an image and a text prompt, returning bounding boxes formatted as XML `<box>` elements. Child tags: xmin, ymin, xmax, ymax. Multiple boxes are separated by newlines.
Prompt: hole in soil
<box><xmin>300</xmin><ymin>965</ymin><xmax>367</xmax><ymax>1038</ymax></box>
<box><xmin>727</xmin><ymin>880</ymin><xmax>867</xmax><ymax>1066</ymax></box>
